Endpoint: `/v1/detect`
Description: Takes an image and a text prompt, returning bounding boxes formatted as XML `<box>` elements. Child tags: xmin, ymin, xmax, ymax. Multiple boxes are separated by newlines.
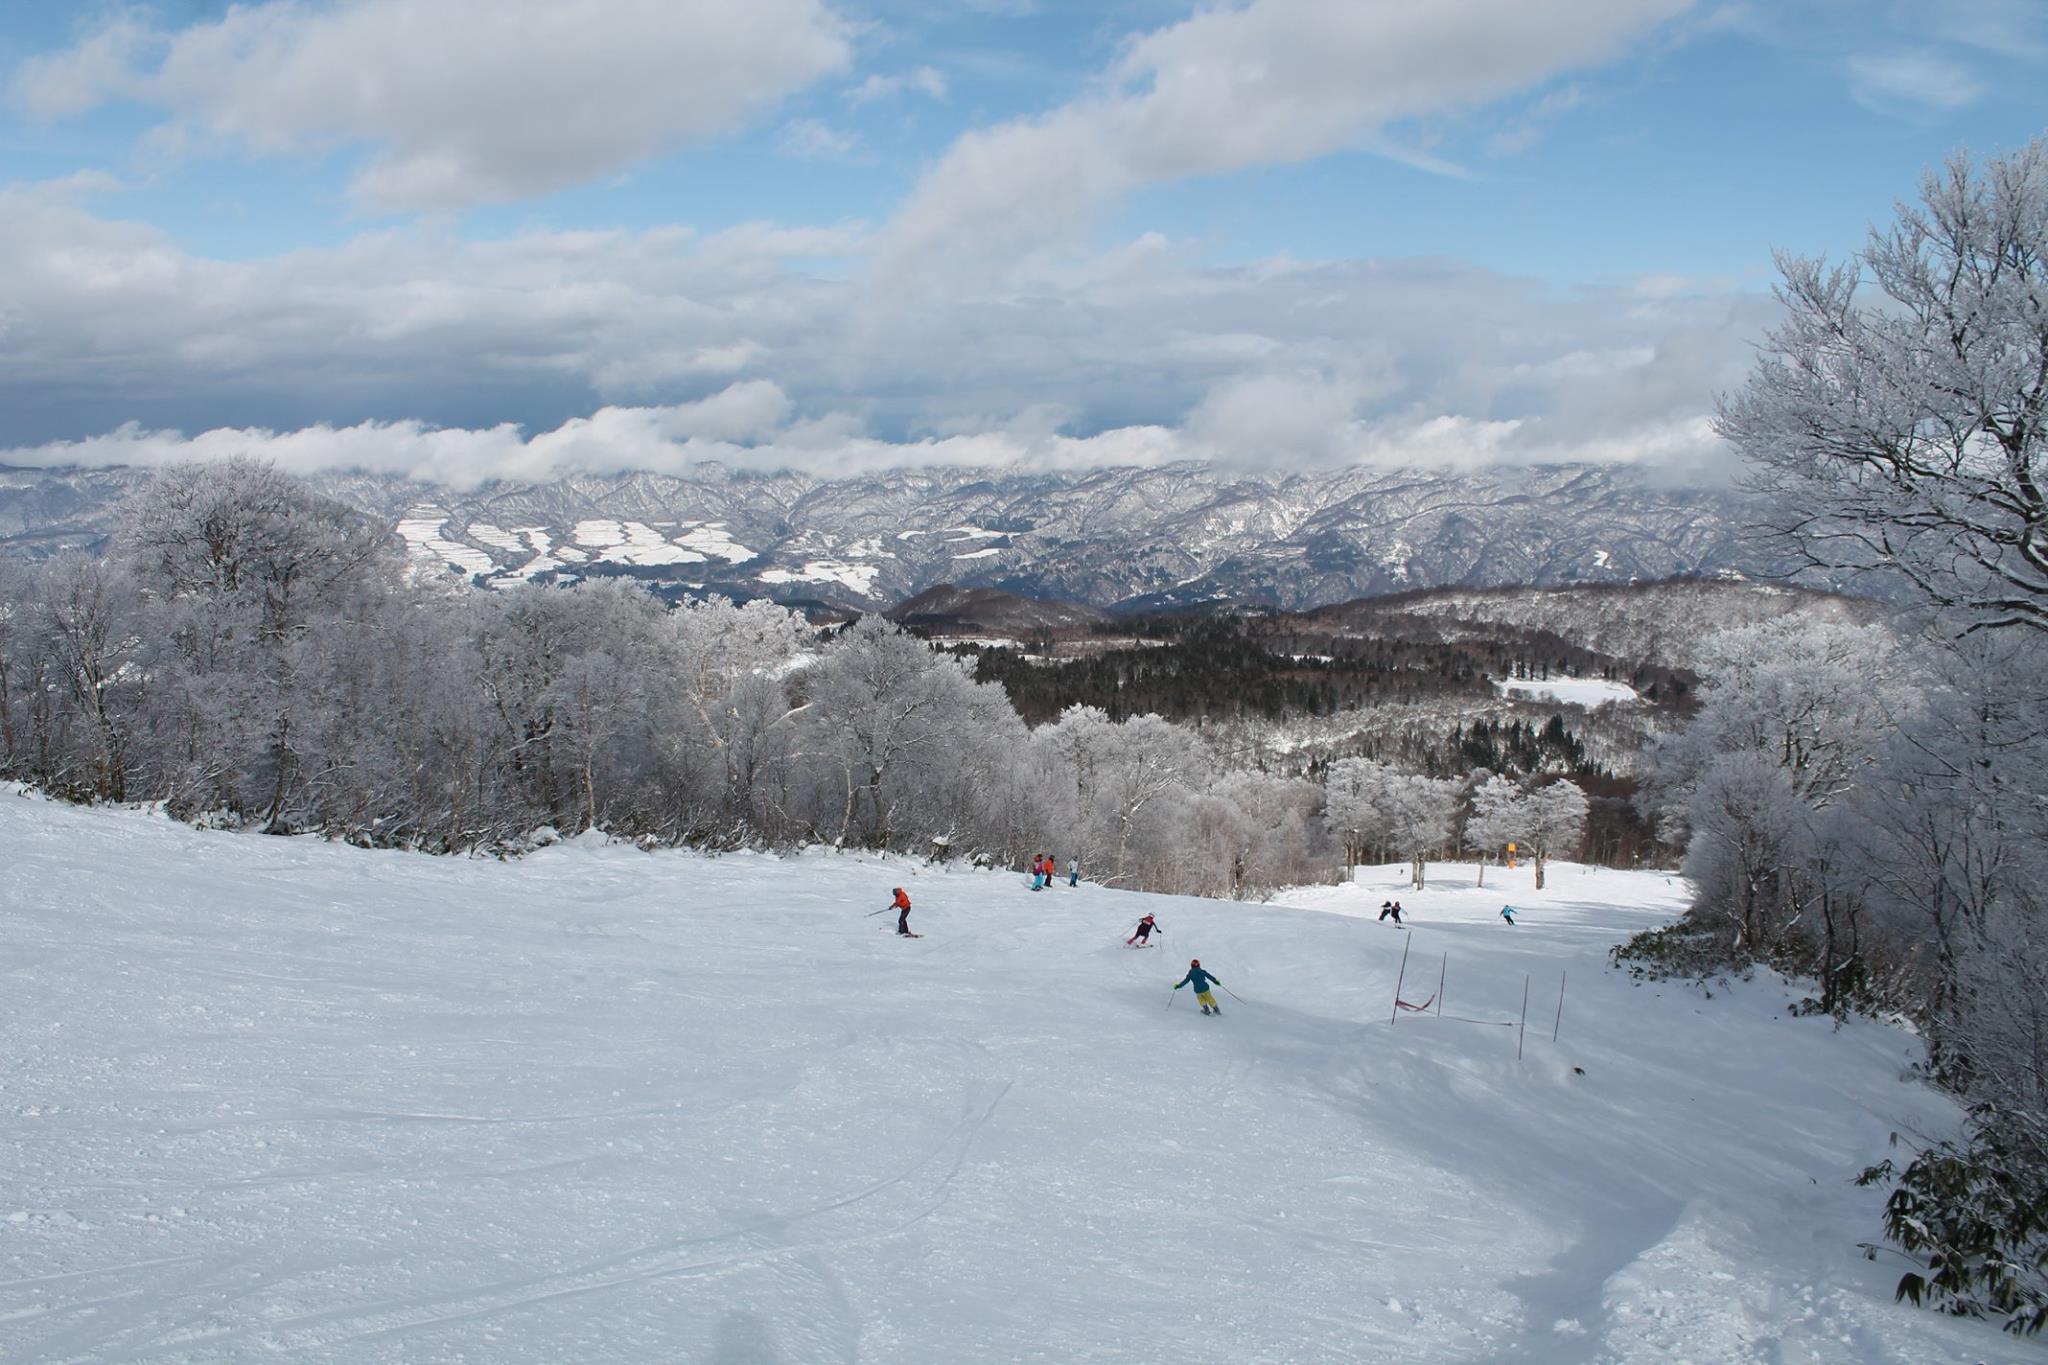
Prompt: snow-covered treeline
<box><xmin>0</xmin><ymin>458</ymin><xmax>1339</xmax><ymax>898</ymax></box>
<box><xmin>1322</xmin><ymin>758</ymin><xmax>1588</xmax><ymax>893</ymax></box>
<box><xmin>1363</xmin><ymin>578</ymin><xmax>1878</xmax><ymax>674</ymax></box>
<box><xmin>1633</xmin><ymin>138</ymin><xmax>2048</xmax><ymax>1331</ymax></box>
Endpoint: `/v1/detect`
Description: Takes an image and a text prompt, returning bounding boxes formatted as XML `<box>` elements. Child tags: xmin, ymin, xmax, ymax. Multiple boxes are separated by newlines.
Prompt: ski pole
<box><xmin>1166</xmin><ymin>989</ymin><xmax>1177</xmax><ymax>1010</ymax></box>
<box><xmin>864</xmin><ymin>905</ymin><xmax>894</xmax><ymax>918</ymax></box>
<box><xmin>1218</xmin><ymin>984</ymin><xmax>1247</xmax><ymax>1005</ymax></box>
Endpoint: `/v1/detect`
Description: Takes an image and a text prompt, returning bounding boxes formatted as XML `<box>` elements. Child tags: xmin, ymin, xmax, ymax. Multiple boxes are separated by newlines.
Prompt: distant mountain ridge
<box><xmin>886</xmin><ymin>584</ymin><xmax>1108</xmax><ymax>633</ymax></box>
<box><xmin>1310</xmin><ymin>578</ymin><xmax>1884</xmax><ymax>672</ymax></box>
<box><xmin>0</xmin><ymin>461</ymin><xmax>1789</xmax><ymax>610</ymax></box>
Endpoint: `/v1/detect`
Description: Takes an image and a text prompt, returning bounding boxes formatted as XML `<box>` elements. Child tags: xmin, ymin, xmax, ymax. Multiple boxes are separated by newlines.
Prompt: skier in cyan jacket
<box><xmin>1174</xmin><ymin>959</ymin><xmax>1224</xmax><ymax>1015</ymax></box>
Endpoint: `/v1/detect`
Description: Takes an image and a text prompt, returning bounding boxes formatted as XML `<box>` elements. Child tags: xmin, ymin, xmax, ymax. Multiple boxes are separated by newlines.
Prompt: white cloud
<box><xmin>1844</xmin><ymin>51</ymin><xmax>1985</xmax><ymax>114</ymax></box>
<box><xmin>879</xmin><ymin>0</ymin><xmax>1690</xmax><ymax>273</ymax></box>
<box><xmin>1932</xmin><ymin>0</ymin><xmax>2048</xmax><ymax>61</ymax></box>
<box><xmin>589</xmin><ymin>341</ymin><xmax>767</xmax><ymax>396</ymax></box>
<box><xmin>0</xmin><ymin>401</ymin><xmax>1727</xmax><ymax>488</ymax></box>
<box><xmin>1488</xmin><ymin>82</ymin><xmax>1591</xmax><ymax>156</ymax></box>
<box><xmin>1185</xmin><ymin>369</ymin><xmax>1395</xmax><ymax>463</ymax></box>
<box><xmin>0</xmin><ymin>177</ymin><xmax>1763</xmax><ymax>482</ymax></box>
<box><xmin>11</xmin><ymin>0</ymin><xmax>852</xmax><ymax>211</ymax></box>
<box><xmin>845</xmin><ymin>66</ymin><xmax>948</xmax><ymax>105</ymax></box>
<box><xmin>776</xmin><ymin>117</ymin><xmax>867</xmax><ymax>163</ymax></box>
<box><xmin>9</xmin><ymin>14</ymin><xmax>157</xmax><ymax>119</ymax></box>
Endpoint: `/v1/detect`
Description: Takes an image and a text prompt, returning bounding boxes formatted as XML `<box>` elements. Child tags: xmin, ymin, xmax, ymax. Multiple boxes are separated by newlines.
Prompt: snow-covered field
<box><xmin>2</xmin><ymin>795</ymin><xmax>2024</xmax><ymax>1364</ymax></box>
<box><xmin>1492</xmin><ymin>677</ymin><xmax>1639</xmax><ymax>708</ymax></box>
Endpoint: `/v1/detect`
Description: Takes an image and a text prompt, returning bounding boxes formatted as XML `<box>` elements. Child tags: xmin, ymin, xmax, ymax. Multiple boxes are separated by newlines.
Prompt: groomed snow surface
<box><xmin>3</xmin><ymin>795</ymin><xmax>2027</xmax><ymax>1364</ymax></box>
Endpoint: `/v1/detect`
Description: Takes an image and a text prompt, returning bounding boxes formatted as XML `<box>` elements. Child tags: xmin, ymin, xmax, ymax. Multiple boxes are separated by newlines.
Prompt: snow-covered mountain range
<box><xmin>1</xmin><ymin>461</ymin><xmax>1779</xmax><ymax>610</ymax></box>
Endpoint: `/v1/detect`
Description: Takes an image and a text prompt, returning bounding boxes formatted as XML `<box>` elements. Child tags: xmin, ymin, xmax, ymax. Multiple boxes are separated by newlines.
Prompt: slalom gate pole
<box><xmin>1436</xmin><ymin>953</ymin><xmax>1446</xmax><ymax>1017</ymax></box>
<box><xmin>1390</xmin><ymin>934</ymin><xmax>1412</xmax><ymax>1026</ymax></box>
<box><xmin>1552</xmin><ymin>971</ymin><xmax>1566</xmax><ymax>1043</ymax></box>
<box><xmin>1517</xmin><ymin>975</ymin><xmax>1530</xmax><ymax>1060</ymax></box>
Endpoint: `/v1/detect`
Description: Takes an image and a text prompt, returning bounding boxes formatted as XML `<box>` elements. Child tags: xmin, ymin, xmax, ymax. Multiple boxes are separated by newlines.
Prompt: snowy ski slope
<box><xmin>1</xmin><ymin>793</ymin><xmax>2027</xmax><ymax>1363</ymax></box>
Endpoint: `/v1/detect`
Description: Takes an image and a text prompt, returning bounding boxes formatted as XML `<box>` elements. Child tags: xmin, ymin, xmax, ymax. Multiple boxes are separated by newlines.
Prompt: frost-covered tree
<box><xmin>1386</xmin><ymin>773</ymin><xmax>1461</xmax><ymax>889</ymax></box>
<box><xmin>1643</xmin><ymin>617</ymin><xmax>1913</xmax><ymax>958</ymax></box>
<box><xmin>1520</xmin><ymin>781</ymin><xmax>1589</xmax><ymax>890</ymax></box>
<box><xmin>119</xmin><ymin>459</ymin><xmax>399</xmax><ymax>825</ymax></box>
<box><xmin>0</xmin><ymin>561</ymin><xmax>22</xmax><ymax>773</ymax></box>
<box><xmin>1719</xmin><ymin>138</ymin><xmax>2048</xmax><ymax>633</ymax></box>
<box><xmin>1325</xmin><ymin>758</ymin><xmax>1460</xmax><ymax>887</ymax></box>
<box><xmin>1033</xmin><ymin>704</ymin><xmax>1120</xmax><ymax>875</ymax></box>
<box><xmin>28</xmin><ymin>556</ymin><xmax>142</xmax><ymax>801</ymax></box>
<box><xmin>796</xmin><ymin>616</ymin><xmax>1010</xmax><ymax>849</ymax></box>
<box><xmin>1324</xmin><ymin>758</ymin><xmax>1397</xmax><ymax>867</ymax></box>
<box><xmin>666</xmin><ymin>598</ymin><xmax>810</xmax><ymax>834</ymax></box>
<box><xmin>1094</xmin><ymin>714</ymin><xmax>1209</xmax><ymax>887</ymax></box>
<box><xmin>1450</xmin><ymin>769</ymin><xmax>1587</xmax><ymax>890</ymax></box>
<box><xmin>1463</xmin><ymin>771</ymin><xmax>1522</xmax><ymax>888</ymax></box>
<box><xmin>1699</xmin><ymin>140</ymin><xmax>2048</xmax><ymax>1327</ymax></box>
<box><xmin>1176</xmin><ymin>772</ymin><xmax>1325</xmax><ymax>899</ymax></box>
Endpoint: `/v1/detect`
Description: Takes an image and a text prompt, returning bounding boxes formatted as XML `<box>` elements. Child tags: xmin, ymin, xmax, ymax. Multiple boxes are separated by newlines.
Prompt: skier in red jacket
<box><xmin>1126</xmin><ymin>913</ymin><xmax>1160</xmax><ymax>947</ymax></box>
<box><xmin>890</xmin><ymin>887</ymin><xmax>915</xmax><ymax>937</ymax></box>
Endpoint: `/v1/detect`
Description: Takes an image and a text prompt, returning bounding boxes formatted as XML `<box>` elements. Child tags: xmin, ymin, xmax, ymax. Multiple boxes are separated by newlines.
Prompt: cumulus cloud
<box><xmin>0</xmin><ymin>175</ymin><xmax>1761</xmax><ymax>483</ymax></box>
<box><xmin>0</xmin><ymin>399</ymin><xmax>1724</xmax><ymax>490</ymax></box>
<box><xmin>879</xmin><ymin>0</ymin><xmax>1690</xmax><ymax>273</ymax></box>
<box><xmin>11</xmin><ymin>0</ymin><xmax>852</xmax><ymax>211</ymax></box>
<box><xmin>1185</xmin><ymin>370</ymin><xmax>1396</xmax><ymax>463</ymax></box>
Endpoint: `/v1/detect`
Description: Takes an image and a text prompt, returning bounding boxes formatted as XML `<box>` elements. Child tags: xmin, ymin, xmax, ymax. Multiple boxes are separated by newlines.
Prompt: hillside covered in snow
<box><xmin>1</xmin><ymin>462</ymin><xmax>1784</xmax><ymax>611</ymax></box>
<box><xmin>2</xmin><ymin>793</ymin><xmax>2025</xmax><ymax>1364</ymax></box>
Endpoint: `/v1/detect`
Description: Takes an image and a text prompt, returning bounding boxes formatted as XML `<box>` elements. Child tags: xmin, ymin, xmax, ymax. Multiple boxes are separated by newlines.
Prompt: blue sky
<box><xmin>0</xmin><ymin>0</ymin><xmax>2042</xmax><ymax>482</ymax></box>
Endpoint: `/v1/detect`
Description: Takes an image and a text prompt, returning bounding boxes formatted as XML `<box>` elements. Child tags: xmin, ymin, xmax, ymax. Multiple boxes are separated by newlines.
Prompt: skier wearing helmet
<box><xmin>890</xmin><ymin>887</ymin><xmax>915</xmax><ymax>937</ymax></box>
<box><xmin>1173</xmin><ymin>959</ymin><xmax>1224</xmax><ymax>1015</ymax></box>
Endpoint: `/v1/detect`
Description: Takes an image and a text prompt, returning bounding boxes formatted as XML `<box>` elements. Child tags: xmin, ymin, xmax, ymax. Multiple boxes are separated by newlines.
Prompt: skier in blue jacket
<box><xmin>1174</xmin><ymin>959</ymin><xmax>1224</xmax><ymax>1015</ymax></box>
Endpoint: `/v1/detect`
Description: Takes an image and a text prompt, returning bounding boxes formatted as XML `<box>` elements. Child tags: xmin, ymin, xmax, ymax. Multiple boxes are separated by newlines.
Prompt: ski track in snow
<box><xmin>0</xmin><ymin>795</ymin><xmax>2028</xmax><ymax>1364</ymax></box>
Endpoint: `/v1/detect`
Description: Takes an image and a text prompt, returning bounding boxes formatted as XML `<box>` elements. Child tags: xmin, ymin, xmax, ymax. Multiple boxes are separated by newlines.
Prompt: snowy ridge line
<box><xmin>0</xmin><ymin>462</ymin><xmax>1792</xmax><ymax>609</ymax></box>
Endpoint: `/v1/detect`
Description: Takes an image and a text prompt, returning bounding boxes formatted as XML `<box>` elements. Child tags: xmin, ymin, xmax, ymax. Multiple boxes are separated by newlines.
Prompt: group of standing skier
<box><xmin>1029</xmin><ymin>854</ymin><xmax>1078</xmax><ymax>890</ymax></box>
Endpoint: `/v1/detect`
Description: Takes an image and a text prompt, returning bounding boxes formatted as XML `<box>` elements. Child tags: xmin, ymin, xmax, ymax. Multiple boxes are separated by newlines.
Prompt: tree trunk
<box><xmin>263</xmin><ymin>713</ymin><xmax>291</xmax><ymax>832</ymax></box>
<box><xmin>583</xmin><ymin>752</ymin><xmax>599</xmax><ymax>833</ymax></box>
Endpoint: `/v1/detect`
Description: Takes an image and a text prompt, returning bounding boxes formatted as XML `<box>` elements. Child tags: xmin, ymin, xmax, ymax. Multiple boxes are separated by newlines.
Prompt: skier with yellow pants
<box><xmin>1173</xmin><ymin>959</ymin><xmax>1224</xmax><ymax>1016</ymax></box>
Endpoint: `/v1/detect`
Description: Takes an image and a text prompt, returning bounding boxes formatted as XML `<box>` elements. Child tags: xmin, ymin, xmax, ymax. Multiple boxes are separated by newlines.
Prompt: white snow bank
<box><xmin>0</xmin><ymin>806</ymin><xmax>2021</xmax><ymax>1364</ymax></box>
